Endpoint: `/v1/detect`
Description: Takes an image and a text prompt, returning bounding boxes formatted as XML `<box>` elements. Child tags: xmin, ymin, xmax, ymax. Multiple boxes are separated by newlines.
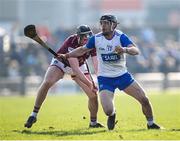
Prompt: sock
<box><xmin>31</xmin><ymin>112</ymin><xmax>38</xmax><ymax>117</ymax></box>
<box><xmin>33</xmin><ymin>106</ymin><xmax>40</xmax><ymax>113</ymax></box>
<box><xmin>90</xmin><ymin>117</ymin><xmax>97</xmax><ymax>125</ymax></box>
<box><xmin>147</xmin><ymin>117</ymin><xmax>154</xmax><ymax>126</ymax></box>
<box><xmin>30</xmin><ymin>106</ymin><xmax>40</xmax><ymax>117</ymax></box>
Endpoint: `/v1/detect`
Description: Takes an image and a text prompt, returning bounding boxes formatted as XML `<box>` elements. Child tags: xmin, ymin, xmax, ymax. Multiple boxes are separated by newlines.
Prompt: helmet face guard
<box><xmin>79</xmin><ymin>32</ymin><xmax>92</xmax><ymax>39</ymax></box>
<box><xmin>77</xmin><ymin>25</ymin><xmax>93</xmax><ymax>45</ymax></box>
<box><xmin>100</xmin><ymin>20</ymin><xmax>111</xmax><ymax>26</ymax></box>
<box><xmin>99</xmin><ymin>15</ymin><xmax>118</xmax><ymax>35</ymax></box>
<box><xmin>100</xmin><ymin>15</ymin><xmax>118</xmax><ymax>29</ymax></box>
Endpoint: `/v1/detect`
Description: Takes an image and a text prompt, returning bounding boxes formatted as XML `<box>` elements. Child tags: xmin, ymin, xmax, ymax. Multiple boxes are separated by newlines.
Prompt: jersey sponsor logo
<box><xmin>101</xmin><ymin>53</ymin><xmax>120</xmax><ymax>62</ymax></box>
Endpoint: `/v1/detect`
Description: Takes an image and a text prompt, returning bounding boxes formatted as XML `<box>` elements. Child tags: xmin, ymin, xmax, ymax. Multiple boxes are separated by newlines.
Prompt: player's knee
<box><xmin>104</xmin><ymin>109</ymin><xmax>114</xmax><ymax>116</ymax></box>
<box><xmin>88</xmin><ymin>94</ymin><xmax>98</xmax><ymax>100</ymax></box>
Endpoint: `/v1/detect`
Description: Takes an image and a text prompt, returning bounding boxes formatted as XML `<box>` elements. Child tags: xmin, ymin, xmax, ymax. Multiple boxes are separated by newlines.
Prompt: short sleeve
<box><xmin>120</xmin><ymin>34</ymin><xmax>133</xmax><ymax>47</ymax></box>
<box><xmin>56</xmin><ymin>37</ymin><xmax>70</xmax><ymax>54</ymax></box>
<box><xmin>85</xmin><ymin>36</ymin><xmax>95</xmax><ymax>49</ymax></box>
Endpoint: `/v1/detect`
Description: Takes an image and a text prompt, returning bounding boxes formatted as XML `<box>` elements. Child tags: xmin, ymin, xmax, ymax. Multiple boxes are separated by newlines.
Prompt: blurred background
<box><xmin>0</xmin><ymin>0</ymin><xmax>180</xmax><ymax>95</ymax></box>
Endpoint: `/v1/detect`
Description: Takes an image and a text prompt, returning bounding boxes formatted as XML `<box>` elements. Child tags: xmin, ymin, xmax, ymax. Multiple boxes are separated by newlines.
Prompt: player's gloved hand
<box><xmin>115</xmin><ymin>46</ymin><xmax>126</xmax><ymax>55</ymax></box>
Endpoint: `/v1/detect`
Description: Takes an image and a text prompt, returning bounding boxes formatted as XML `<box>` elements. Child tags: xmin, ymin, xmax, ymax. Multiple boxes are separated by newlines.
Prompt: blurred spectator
<box><xmin>0</xmin><ymin>27</ymin><xmax>8</xmax><ymax>77</ymax></box>
<box><xmin>8</xmin><ymin>59</ymin><xmax>20</xmax><ymax>77</ymax></box>
<box><xmin>141</xmin><ymin>27</ymin><xmax>156</xmax><ymax>44</ymax></box>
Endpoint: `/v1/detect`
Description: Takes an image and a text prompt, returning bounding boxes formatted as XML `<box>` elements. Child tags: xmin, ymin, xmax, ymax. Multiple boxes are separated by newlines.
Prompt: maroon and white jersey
<box><xmin>56</xmin><ymin>34</ymin><xmax>96</xmax><ymax>66</ymax></box>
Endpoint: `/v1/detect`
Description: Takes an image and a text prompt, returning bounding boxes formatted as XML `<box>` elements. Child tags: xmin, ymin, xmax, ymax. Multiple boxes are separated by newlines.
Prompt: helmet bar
<box><xmin>78</xmin><ymin>31</ymin><xmax>92</xmax><ymax>35</ymax></box>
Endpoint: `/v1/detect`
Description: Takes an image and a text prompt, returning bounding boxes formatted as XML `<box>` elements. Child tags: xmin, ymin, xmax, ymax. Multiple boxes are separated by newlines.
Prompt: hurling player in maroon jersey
<box><xmin>24</xmin><ymin>25</ymin><xmax>104</xmax><ymax>128</ymax></box>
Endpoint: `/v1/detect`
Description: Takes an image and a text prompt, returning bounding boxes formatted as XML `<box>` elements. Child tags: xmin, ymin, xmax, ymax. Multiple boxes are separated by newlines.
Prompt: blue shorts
<box><xmin>97</xmin><ymin>72</ymin><xmax>134</xmax><ymax>93</ymax></box>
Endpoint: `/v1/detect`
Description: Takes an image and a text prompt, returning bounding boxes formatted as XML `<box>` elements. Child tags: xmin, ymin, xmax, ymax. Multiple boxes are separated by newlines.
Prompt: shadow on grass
<box><xmin>12</xmin><ymin>128</ymin><xmax>107</xmax><ymax>137</ymax></box>
<box><xmin>124</xmin><ymin>128</ymin><xmax>180</xmax><ymax>132</ymax></box>
<box><xmin>122</xmin><ymin>128</ymin><xmax>147</xmax><ymax>132</ymax></box>
<box><xmin>168</xmin><ymin>129</ymin><xmax>180</xmax><ymax>132</ymax></box>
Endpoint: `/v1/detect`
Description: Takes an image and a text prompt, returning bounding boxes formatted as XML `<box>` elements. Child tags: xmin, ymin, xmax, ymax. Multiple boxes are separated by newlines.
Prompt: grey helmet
<box><xmin>76</xmin><ymin>25</ymin><xmax>93</xmax><ymax>36</ymax></box>
<box><xmin>100</xmin><ymin>14</ymin><xmax>118</xmax><ymax>23</ymax></box>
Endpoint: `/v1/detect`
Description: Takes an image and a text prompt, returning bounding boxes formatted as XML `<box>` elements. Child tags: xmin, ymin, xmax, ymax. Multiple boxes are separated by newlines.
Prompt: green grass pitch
<box><xmin>0</xmin><ymin>90</ymin><xmax>180</xmax><ymax>140</ymax></box>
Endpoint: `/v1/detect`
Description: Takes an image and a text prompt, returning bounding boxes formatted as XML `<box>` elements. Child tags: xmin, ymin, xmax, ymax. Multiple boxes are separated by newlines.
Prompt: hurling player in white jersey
<box><xmin>58</xmin><ymin>14</ymin><xmax>162</xmax><ymax>130</ymax></box>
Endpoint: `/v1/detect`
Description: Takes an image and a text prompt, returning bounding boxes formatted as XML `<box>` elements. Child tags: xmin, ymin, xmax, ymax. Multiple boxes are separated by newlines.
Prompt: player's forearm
<box><xmin>91</xmin><ymin>56</ymin><xmax>98</xmax><ymax>75</ymax></box>
<box><xmin>125</xmin><ymin>46</ymin><xmax>140</xmax><ymax>55</ymax></box>
<box><xmin>68</xmin><ymin>58</ymin><xmax>92</xmax><ymax>87</ymax></box>
<box><xmin>66</xmin><ymin>47</ymin><xmax>87</xmax><ymax>58</ymax></box>
<box><xmin>73</xmin><ymin>68</ymin><xmax>92</xmax><ymax>87</ymax></box>
<box><xmin>115</xmin><ymin>45</ymin><xmax>140</xmax><ymax>56</ymax></box>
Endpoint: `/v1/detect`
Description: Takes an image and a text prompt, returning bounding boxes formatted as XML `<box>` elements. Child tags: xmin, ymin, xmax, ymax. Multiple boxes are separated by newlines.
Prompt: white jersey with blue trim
<box><xmin>86</xmin><ymin>29</ymin><xmax>133</xmax><ymax>77</ymax></box>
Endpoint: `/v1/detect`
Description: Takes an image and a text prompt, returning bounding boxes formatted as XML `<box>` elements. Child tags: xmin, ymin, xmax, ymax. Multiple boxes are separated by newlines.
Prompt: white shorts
<box><xmin>50</xmin><ymin>58</ymin><xmax>88</xmax><ymax>75</ymax></box>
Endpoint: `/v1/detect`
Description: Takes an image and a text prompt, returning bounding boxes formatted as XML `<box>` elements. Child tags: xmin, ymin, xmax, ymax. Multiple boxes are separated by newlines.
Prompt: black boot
<box><xmin>107</xmin><ymin>113</ymin><xmax>116</xmax><ymax>130</ymax></box>
<box><xmin>147</xmin><ymin>123</ymin><xmax>161</xmax><ymax>129</ymax></box>
<box><xmin>24</xmin><ymin>116</ymin><xmax>37</xmax><ymax>128</ymax></box>
<box><xmin>89</xmin><ymin>122</ymin><xmax>105</xmax><ymax>128</ymax></box>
